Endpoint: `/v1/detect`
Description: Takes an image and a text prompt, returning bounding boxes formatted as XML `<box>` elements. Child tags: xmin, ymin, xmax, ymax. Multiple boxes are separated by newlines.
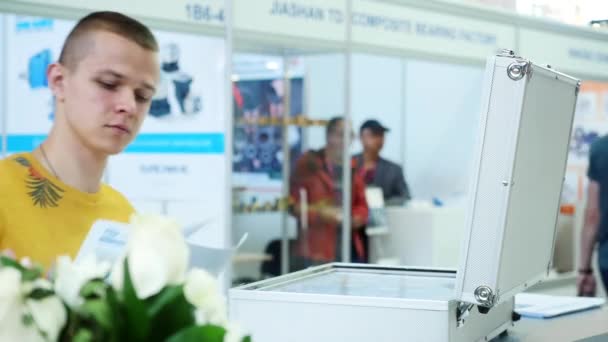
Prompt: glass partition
<box><xmin>231</xmin><ymin>51</ymin><xmax>349</xmax><ymax>285</ymax></box>
<box><xmin>348</xmin><ymin>52</ymin><xmax>486</xmax><ymax>268</ymax></box>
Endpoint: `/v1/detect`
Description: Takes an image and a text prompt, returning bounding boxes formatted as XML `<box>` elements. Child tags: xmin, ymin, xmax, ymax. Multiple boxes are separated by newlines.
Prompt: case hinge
<box><xmin>456</xmin><ymin>302</ymin><xmax>474</xmax><ymax>327</ymax></box>
<box><xmin>497</xmin><ymin>48</ymin><xmax>517</xmax><ymax>58</ymax></box>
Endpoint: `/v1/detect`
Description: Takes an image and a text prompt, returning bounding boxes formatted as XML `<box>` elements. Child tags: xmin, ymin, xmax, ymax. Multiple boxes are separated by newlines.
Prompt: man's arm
<box><xmin>581</xmin><ymin>181</ymin><xmax>600</xmax><ymax>270</ymax></box>
<box><xmin>288</xmin><ymin>154</ymin><xmax>337</xmax><ymax>227</ymax></box>
<box><xmin>385</xmin><ymin>164</ymin><xmax>411</xmax><ymax>206</ymax></box>
<box><xmin>578</xmin><ymin>181</ymin><xmax>600</xmax><ymax>296</ymax></box>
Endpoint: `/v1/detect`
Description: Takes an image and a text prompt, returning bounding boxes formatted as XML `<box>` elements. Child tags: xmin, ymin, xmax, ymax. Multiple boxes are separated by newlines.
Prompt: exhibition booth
<box><xmin>1</xmin><ymin>0</ymin><xmax>608</xmax><ymax>299</ymax></box>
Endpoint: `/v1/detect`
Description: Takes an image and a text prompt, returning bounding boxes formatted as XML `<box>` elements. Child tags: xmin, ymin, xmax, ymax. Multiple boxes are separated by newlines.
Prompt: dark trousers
<box><xmin>601</xmin><ymin>268</ymin><xmax>608</xmax><ymax>295</ymax></box>
<box><xmin>335</xmin><ymin>228</ymin><xmax>368</xmax><ymax>263</ymax></box>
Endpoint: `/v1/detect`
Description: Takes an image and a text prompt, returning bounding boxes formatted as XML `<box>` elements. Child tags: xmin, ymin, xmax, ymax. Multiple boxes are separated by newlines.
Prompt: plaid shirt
<box><xmin>289</xmin><ymin>149</ymin><xmax>369</xmax><ymax>261</ymax></box>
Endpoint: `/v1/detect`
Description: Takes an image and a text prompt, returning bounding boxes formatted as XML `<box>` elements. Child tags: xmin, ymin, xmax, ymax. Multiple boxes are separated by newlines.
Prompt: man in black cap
<box><xmin>353</xmin><ymin>119</ymin><xmax>411</xmax><ymax>206</ymax></box>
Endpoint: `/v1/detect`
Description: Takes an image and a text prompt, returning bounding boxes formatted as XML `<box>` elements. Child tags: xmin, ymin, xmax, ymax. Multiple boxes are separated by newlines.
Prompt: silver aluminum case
<box><xmin>455</xmin><ymin>53</ymin><xmax>579</xmax><ymax>307</ymax></box>
<box><xmin>229</xmin><ymin>53</ymin><xmax>579</xmax><ymax>342</ymax></box>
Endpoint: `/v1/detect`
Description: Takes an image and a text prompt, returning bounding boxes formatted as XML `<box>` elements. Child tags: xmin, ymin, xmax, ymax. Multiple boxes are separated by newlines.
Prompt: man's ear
<box><xmin>47</xmin><ymin>63</ymin><xmax>66</xmax><ymax>101</ymax></box>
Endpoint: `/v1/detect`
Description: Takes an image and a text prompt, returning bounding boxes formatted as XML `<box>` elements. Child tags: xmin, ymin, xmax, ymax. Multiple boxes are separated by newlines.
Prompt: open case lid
<box><xmin>454</xmin><ymin>50</ymin><xmax>580</xmax><ymax>308</ymax></box>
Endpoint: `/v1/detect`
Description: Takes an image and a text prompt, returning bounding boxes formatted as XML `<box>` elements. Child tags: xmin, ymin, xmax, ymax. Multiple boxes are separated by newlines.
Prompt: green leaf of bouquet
<box><xmin>72</xmin><ymin>328</ymin><xmax>94</xmax><ymax>342</ymax></box>
<box><xmin>0</xmin><ymin>256</ymin><xmax>43</xmax><ymax>281</ymax></box>
<box><xmin>147</xmin><ymin>286</ymin><xmax>196</xmax><ymax>341</ymax></box>
<box><xmin>105</xmin><ymin>285</ymin><xmax>123</xmax><ymax>329</ymax></box>
<box><xmin>21</xmin><ymin>267</ymin><xmax>43</xmax><ymax>282</ymax></box>
<box><xmin>122</xmin><ymin>259</ymin><xmax>150</xmax><ymax>341</ymax></box>
<box><xmin>27</xmin><ymin>287</ymin><xmax>55</xmax><ymax>300</ymax></box>
<box><xmin>242</xmin><ymin>336</ymin><xmax>252</xmax><ymax>342</ymax></box>
<box><xmin>22</xmin><ymin>313</ymin><xmax>34</xmax><ymax>326</ymax></box>
<box><xmin>0</xmin><ymin>255</ymin><xmax>25</xmax><ymax>271</ymax></box>
<box><xmin>79</xmin><ymin>278</ymin><xmax>107</xmax><ymax>300</ymax></box>
<box><xmin>165</xmin><ymin>325</ymin><xmax>227</xmax><ymax>342</ymax></box>
<box><xmin>147</xmin><ymin>285</ymin><xmax>183</xmax><ymax>317</ymax></box>
<box><xmin>81</xmin><ymin>299</ymin><xmax>113</xmax><ymax>331</ymax></box>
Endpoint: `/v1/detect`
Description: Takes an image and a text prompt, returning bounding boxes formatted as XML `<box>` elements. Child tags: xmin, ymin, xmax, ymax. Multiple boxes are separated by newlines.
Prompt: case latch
<box><xmin>474</xmin><ymin>285</ymin><xmax>497</xmax><ymax>307</ymax></box>
<box><xmin>507</xmin><ymin>61</ymin><xmax>530</xmax><ymax>81</ymax></box>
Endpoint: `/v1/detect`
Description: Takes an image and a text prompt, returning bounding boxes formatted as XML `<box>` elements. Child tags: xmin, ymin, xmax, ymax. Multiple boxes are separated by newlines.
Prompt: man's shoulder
<box><xmin>0</xmin><ymin>153</ymin><xmax>31</xmax><ymax>183</ymax></box>
<box><xmin>0</xmin><ymin>154</ymin><xmax>34</xmax><ymax>209</ymax></box>
<box><xmin>379</xmin><ymin>157</ymin><xmax>402</xmax><ymax>171</ymax></box>
<box><xmin>293</xmin><ymin>150</ymin><xmax>324</xmax><ymax>176</ymax></box>
<box><xmin>297</xmin><ymin>149</ymin><xmax>322</xmax><ymax>164</ymax></box>
<box><xmin>0</xmin><ymin>153</ymin><xmax>29</xmax><ymax>167</ymax></box>
<box><xmin>100</xmin><ymin>184</ymin><xmax>135</xmax><ymax>212</ymax></box>
<box><xmin>592</xmin><ymin>135</ymin><xmax>608</xmax><ymax>154</ymax></box>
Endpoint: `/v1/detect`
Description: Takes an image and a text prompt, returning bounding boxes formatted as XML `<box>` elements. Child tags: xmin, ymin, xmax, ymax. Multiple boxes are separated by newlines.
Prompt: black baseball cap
<box><xmin>360</xmin><ymin>119</ymin><xmax>389</xmax><ymax>134</ymax></box>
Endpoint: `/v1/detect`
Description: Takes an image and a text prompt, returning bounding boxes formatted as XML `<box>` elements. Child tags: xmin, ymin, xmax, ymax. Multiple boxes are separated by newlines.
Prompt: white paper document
<box><xmin>76</xmin><ymin>220</ymin><xmax>246</xmax><ymax>276</ymax></box>
<box><xmin>515</xmin><ymin>293</ymin><xmax>605</xmax><ymax>319</ymax></box>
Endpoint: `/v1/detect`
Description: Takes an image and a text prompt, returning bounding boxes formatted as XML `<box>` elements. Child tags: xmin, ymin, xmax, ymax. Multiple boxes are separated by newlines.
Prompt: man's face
<box><xmin>49</xmin><ymin>31</ymin><xmax>159</xmax><ymax>155</ymax></box>
<box><xmin>327</xmin><ymin>120</ymin><xmax>354</xmax><ymax>157</ymax></box>
<box><xmin>360</xmin><ymin>128</ymin><xmax>384</xmax><ymax>154</ymax></box>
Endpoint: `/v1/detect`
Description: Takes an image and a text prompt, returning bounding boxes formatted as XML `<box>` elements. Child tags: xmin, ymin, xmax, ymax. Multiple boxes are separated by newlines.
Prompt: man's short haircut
<box><xmin>59</xmin><ymin>11</ymin><xmax>158</xmax><ymax>69</ymax></box>
<box><xmin>326</xmin><ymin>116</ymin><xmax>344</xmax><ymax>136</ymax></box>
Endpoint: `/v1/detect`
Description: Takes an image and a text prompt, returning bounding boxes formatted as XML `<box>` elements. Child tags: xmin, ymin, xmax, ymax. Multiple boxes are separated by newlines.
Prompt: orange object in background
<box><xmin>560</xmin><ymin>204</ymin><xmax>576</xmax><ymax>216</ymax></box>
<box><xmin>554</xmin><ymin>203</ymin><xmax>576</xmax><ymax>273</ymax></box>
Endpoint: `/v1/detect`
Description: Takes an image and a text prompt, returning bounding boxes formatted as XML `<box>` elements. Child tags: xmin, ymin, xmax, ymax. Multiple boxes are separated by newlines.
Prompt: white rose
<box><xmin>112</xmin><ymin>214</ymin><xmax>190</xmax><ymax>299</ymax></box>
<box><xmin>0</xmin><ymin>268</ymin><xmax>28</xmax><ymax>341</ymax></box>
<box><xmin>53</xmin><ymin>255</ymin><xmax>110</xmax><ymax>308</ymax></box>
<box><xmin>0</xmin><ymin>268</ymin><xmax>62</xmax><ymax>342</ymax></box>
<box><xmin>184</xmin><ymin>269</ymin><xmax>219</xmax><ymax>307</ymax></box>
<box><xmin>26</xmin><ymin>295</ymin><xmax>67</xmax><ymax>342</ymax></box>
<box><xmin>224</xmin><ymin>322</ymin><xmax>246</xmax><ymax>342</ymax></box>
<box><xmin>25</xmin><ymin>278</ymin><xmax>53</xmax><ymax>292</ymax></box>
<box><xmin>184</xmin><ymin>269</ymin><xmax>227</xmax><ymax>326</ymax></box>
<box><xmin>192</xmin><ymin>296</ymin><xmax>228</xmax><ymax>326</ymax></box>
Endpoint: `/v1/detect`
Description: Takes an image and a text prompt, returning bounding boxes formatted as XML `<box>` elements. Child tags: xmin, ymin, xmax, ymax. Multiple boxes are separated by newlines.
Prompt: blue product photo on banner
<box><xmin>232</xmin><ymin>78</ymin><xmax>304</xmax><ymax>178</ymax></box>
<box><xmin>28</xmin><ymin>49</ymin><xmax>51</xmax><ymax>88</ymax></box>
<box><xmin>149</xmin><ymin>42</ymin><xmax>203</xmax><ymax>118</ymax></box>
<box><xmin>173</xmin><ymin>73</ymin><xmax>194</xmax><ymax>113</ymax></box>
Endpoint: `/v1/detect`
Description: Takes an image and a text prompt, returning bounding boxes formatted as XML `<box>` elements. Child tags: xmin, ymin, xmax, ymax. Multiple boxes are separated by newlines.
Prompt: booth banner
<box><xmin>351</xmin><ymin>0</ymin><xmax>515</xmax><ymax>61</ymax></box>
<box><xmin>108</xmin><ymin>152</ymin><xmax>225</xmax><ymax>201</ymax></box>
<box><xmin>232</xmin><ymin>77</ymin><xmax>304</xmax><ymax>212</ymax></box>
<box><xmin>564</xmin><ymin>81</ymin><xmax>608</xmax><ymax>203</ymax></box>
<box><xmin>140</xmin><ymin>31</ymin><xmax>226</xmax><ymax>133</ymax></box>
<box><xmin>519</xmin><ymin>28</ymin><xmax>608</xmax><ymax>80</ymax></box>
<box><xmin>234</xmin><ymin>0</ymin><xmax>347</xmax><ymax>42</ymax></box>
<box><xmin>8</xmin><ymin>0</ymin><xmax>225</xmax><ymax>27</ymax></box>
<box><xmin>107</xmin><ymin>30</ymin><xmax>227</xmax><ymax>203</ymax></box>
<box><xmin>5</xmin><ymin>16</ymin><xmax>73</xmax><ymax>139</ymax></box>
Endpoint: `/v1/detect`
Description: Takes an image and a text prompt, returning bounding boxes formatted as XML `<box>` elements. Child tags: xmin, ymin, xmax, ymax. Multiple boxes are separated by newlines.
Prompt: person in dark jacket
<box><xmin>579</xmin><ymin>135</ymin><xmax>608</xmax><ymax>297</ymax></box>
<box><xmin>354</xmin><ymin>119</ymin><xmax>411</xmax><ymax>206</ymax></box>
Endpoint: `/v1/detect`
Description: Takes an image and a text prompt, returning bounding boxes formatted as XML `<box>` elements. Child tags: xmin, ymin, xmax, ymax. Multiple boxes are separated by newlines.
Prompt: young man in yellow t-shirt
<box><xmin>0</xmin><ymin>11</ymin><xmax>160</xmax><ymax>269</ymax></box>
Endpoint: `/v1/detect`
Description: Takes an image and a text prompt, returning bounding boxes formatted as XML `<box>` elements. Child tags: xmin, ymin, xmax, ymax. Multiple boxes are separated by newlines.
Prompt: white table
<box><xmin>502</xmin><ymin>305</ymin><xmax>608</xmax><ymax>341</ymax></box>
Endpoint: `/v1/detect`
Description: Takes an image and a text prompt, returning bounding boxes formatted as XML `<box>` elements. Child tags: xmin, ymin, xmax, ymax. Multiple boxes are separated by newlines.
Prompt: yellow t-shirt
<box><xmin>0</xmin><ymin>152</ymin><xmax>134</xmax><ymax>269</ymax></box>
